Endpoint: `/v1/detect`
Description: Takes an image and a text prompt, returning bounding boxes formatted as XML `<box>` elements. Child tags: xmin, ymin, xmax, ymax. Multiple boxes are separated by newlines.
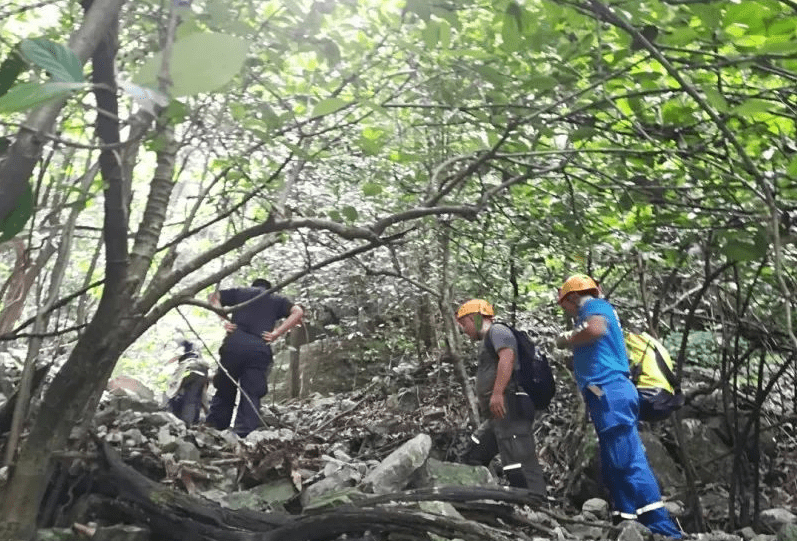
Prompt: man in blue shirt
<box><xmin>206</xmin><ymin>278</ymin><xmax>304</xmax><ymax>437</ymax></box>
<box><xmin>555</xmin><ymin>274</ymin><xmax>681</xmax><ymax>538</ymax></box>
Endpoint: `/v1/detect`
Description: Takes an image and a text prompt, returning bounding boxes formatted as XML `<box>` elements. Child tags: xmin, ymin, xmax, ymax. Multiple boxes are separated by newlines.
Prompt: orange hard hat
<box><xmin>558</xmin><ymin>274</ymin><xmax>599</xmax><ymax>303</ymax></box>
<box><xmin>456</xmin><ymin>299</ymin><xmax>494</xmax><ymax>319</ymax></box>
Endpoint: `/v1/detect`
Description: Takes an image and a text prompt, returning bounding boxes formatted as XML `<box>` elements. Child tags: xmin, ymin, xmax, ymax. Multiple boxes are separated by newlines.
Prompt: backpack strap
<box><xmin>652</xmin><ymin>346</ymin><xmax>680</xmax><ymax>393</ymax></box>
<box><xmin>485</xmin><ymin>322</ymin><xmax>522</xmax><ymax>380</ymax></box>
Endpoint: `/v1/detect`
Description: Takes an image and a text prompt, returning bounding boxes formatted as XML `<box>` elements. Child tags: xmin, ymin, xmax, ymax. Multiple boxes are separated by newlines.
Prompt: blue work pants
<box><xmin>584</xmin><ymin>378</ymin><xmax>682</xmax><ymax>538</ymax></box>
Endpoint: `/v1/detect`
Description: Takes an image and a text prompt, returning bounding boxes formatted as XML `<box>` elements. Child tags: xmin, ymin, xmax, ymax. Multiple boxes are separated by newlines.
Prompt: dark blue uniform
<box><xmin>206</xmin><ymin>287</ymin><xmax>293</xmax><ymax>436</ymax></box>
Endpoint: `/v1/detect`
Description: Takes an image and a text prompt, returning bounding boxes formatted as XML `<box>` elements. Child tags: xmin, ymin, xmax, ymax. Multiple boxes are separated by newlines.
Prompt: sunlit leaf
<box><xmin>703</xmin><ymin>88</ymin><xmax>728</xmax><ymax>112</ymax></box>
<box><xmin>19</xmin><ymin>38</ymin><xmax>83</xmax><ymax>83</ymax></box>
<box><xmin>362</xmin><ymin>182</ymin><xmax>382</xmax><ymax>197</ymax></box>
<box><xmin>721</xmin><ymin>229</ymin><xmax>768</xmax><ymax>262</ymax></box>
<box><xmin>0</xmin><ymin>81</ymin><xmax>85</xmax><ymax>113</ymax></box>
<box><xmin>501</xmin><ymin>2</ymin><xmax>523</xmax><ymax>52</ymax></box>
<box><xmin>422</xmin><ymin>20</ymin><xmax>439</xmax><ymax>49</ymax></box>
<box><xmin>312</xmin><ymin>97</ymin><xmax>349</xmax><ymax>117</ymax></box>
<box><xmin>788</xmin><ymin>155</ymin><xmax>797</xmax><ymax>177</ymax></box>
<box><xmin>731</xmin><ymin>98</ymin><xmax>780</xmax><ymax>115</ymax></box>
<box><xmin>342</xmin><ymin>205</ymin><xmax>358</xmax><ymax>222</ymax></box>
<box><xmin>133</xmin><ymin>32</ymin><xmax>251</xmax><ymax>97</ymax></box>
<box><xmin>405</xmin><ymin>0</ymin><xmax>431</xmax><ymax>20</ymax></box>
<box><xmin>528</xmin><ymin>75</ymin><xmax>557</xmax><ymax>91</ymax></box>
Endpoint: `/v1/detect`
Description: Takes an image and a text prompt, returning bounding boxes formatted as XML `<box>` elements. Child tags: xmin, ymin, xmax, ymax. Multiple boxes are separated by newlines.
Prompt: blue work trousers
<box><xmin>584</xmin><ymin>378</ymin><xmax>682</xmax><ymax>538</ymax></box>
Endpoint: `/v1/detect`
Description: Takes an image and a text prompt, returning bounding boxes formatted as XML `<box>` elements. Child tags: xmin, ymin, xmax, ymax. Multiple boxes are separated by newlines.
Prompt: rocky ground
<box><xmin>5</xmin><ymin>352</ymin><xmax>797</xmax><ymax>541</ymax></box>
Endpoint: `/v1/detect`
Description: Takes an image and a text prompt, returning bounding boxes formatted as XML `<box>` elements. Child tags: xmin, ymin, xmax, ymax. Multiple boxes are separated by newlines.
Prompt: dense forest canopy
<box><xmin>0</xmin><ymin>0</ymin><xmax>795</xmax><ymax>538</ymax></box>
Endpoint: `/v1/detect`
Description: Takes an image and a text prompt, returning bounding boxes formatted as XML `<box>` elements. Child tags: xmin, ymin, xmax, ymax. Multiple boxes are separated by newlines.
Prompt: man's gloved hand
<box><xmin>555</xmin><ymin>331</ymin><xmax>573</xmax><ymax>349</ymax></box>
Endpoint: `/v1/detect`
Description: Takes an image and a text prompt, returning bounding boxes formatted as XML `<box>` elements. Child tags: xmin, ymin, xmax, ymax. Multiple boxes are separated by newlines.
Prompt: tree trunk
<box><xmin>0</xmin><ymin>5</ymin><xmax>130</xmax><ymax>537</ymax></box>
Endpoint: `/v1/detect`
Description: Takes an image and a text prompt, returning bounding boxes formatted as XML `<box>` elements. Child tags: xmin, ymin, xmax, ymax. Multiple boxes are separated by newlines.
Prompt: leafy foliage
<box><xmin>0</xmin><ymin>0</ymin><xmax>796</xmax><ymax>529</ymax></box>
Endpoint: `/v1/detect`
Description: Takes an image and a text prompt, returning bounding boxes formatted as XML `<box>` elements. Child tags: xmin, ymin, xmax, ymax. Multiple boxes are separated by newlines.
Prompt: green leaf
<box><xmin>341</xmin><ymin>205</ymin><xmax>358</xmax><ymax>222</ymax></box>
<box><xmin>570</xmin><ymin>126</ymin><xmax>595</xmax><ymax>141</ymax></box>
<box><xmin>19</xmin><ymin>38</ymin><xmax>83</xmax><ymax>83</ymax></box>
<box><xmin>721</xmin><ymin>239</ymin><xmax>759</xmax><ymax>262</ymax></box>
<box><xmin>787</xmin><ymin>155</ymin><xmax>797</xmax><ymax>177</ymax></box>
<box><xmin>663</xmin><ymin>27</ymin><xmax>699</xmax><ymax>47</ymax></box>
<box><xmin>328</xmin><ymin>210</ymin><xmax>342</xmax><ymax>222</ymax></box>
<box><xmin>318</xmin><ymin>38</ymin><xmax>341</xmax><ymax>66</ymax></box>
<box><xmin>0</xmin><ymin>81</ymin><xmax>85</xmax><ymax>113</ymax></box>
<box><xmin>759</xmin><ymin>35</ymin><xmax>797</xmax><ymax>54</ymax></box>
<box><xmin>527</xmin><ymin>75</ymin><xmax>557</xmax><ymax>91</ymax></box>
<box><xmin>438</xmin><ymin>19</ymin><xmax>451</xmax><ymax>49</ymax></box>
<box><xmin>206</xmin><ymin>0</ymin><xmax>231</xmax><ymax>24</ymax></box>
<box><xmin>362</xmin><ymin>182</ymin><xmax>382</xmax><ymax>197</ymax></box>
<box><xmin>230</xmin><ymin>102</ymin><xmax>247</xmax><ymax>121</ymax></box>
<box><xmin>311</xmin><ymin>97</ymin><xmax>349</xmax><ymax>117</ymax></box>
<box><xmin>721</xmin><ymin>229</ymin><xmax>768</xmax><ymax>262</ymax></box>
<box><xmin>501</xmin><ymin>6</ymin><xmax>522</xmax><ymax>52</ymax></box>
<box><xmin>422</xmin><ymin>20</ymin><xmax>440</xmax><ymax>49</ymax></box>
<box><xmin>731</xmin><ymin>98</ymin><xmax>779</xmax><ymax>116</ymax></box>
<box><xmin>618</xmin><ymin>191</ymin><xmax>634</xmax><ymax>211</ymax></box>
<box><xmin>473</xmin><ymin>64</ymin><xmax>505</xmax><ymax>85</ymax></box>
<box><xmin>703</xmin><ymin>88</ymin><xmax>728</xmax><ymax>112</ymax></box>
<box><xmin>133</xmin><ymin>32</ymin><xmax>251</xmax><ymax>97</ymax></box>
<box><xmin>164</xmin><ymin>99</ymin><xmax>189</xmax><ymax>124</ymax></box>
<box><xmin>405</xmin><ymin>0</ymin><xmax>431</xmax><ymax>20</ymax></box>
<box><xmin>0</xmin><ymin>48</ymin><xmax>26</xmax><ymax>97</ymax></box>
<box><xmin>0</xmin><ymin>181</ymin><xmax>33</xmax><ymax>243</ymax></box>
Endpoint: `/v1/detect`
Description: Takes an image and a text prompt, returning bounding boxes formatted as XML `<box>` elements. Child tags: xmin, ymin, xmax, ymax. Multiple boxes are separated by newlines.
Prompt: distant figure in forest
<box><xmin>554</xmin><ymin>274</ymin><xmax>682</xmax><ymax>538</ymax></box>
<box><xmin>205</xmin><ymin>278</ymin><xmax>304</xmax><ymax>437</ymax></box>
<box><xmin>165</xmin><ymin>339</ymin><xmax>209</xmax><ymax>426</ymax></box>
<box><xmin>455</xmin><ymin>299</ymin><xmax>547</xmax><ymax>502</ymax></box>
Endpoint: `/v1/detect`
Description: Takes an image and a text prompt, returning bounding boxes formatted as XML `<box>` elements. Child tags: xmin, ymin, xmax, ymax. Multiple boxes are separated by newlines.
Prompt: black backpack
<box><xmin>490</xmin><ymin>323</ymin><xmax>556</xmax><ymax>409</ymax></box>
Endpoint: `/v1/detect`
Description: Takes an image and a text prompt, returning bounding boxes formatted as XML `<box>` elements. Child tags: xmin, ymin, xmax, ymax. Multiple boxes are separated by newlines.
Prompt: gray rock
<box><xmin>690</xmin><ymin>534</ymin><xmax>743</xmax><ymax>541</ymax></box>
<box><xmin>565</xmin><ymin>514</ymin><xmax>607</xmax><ymax>539</ymax></box>
<box><xmin>244</xmin><ymin>428</ymin><xmax>295</xmax><ymax>445</ymax></box>
<box><xmin>419</xmin><ymin>500</ymin><xmax>464</xmax><ymax>519</ymax></box>
<box><xmin>409</xmin><ymin>457</ymin><xmax>495</xmax><ymax>489</ymax></box>
<box><xmin>639</xmin><ymin>431</ymin><xmax>684</xmax><ymax>496</ymax></box>
<box><xmin>738</xmin><ymin>527</ymin><xmax>757</xmax><ymax>541</ymax></box>
<box><xmin>616</xmin><ymin>520</ymin><xmax>649</xmax><ymax>541</ymax></box>
<box><xmin>34</xmin><ymin>528</ymin><xmax>78</xmax><ymax>541</ymax></box>
<box><xmin>761</xmin><ymin>509</ymin><xmax>797</xmax><ymax>534</ymax></box>
<box><xmin>777</xmin><ymin>523</ymin><xmax>797</xmax><ymax>541</ymax></box>
<box><xmin>92</xmin><ymin>524</ymin><xmax>150</xmax><ymax>541</ymax></box>
<box><xmin>679</xmin><ymin>419</ymin><xmax>733</xmax><ymax>485</ymax></box>
<box><xmin>222</xmin><ymin>480</ymin><xmax>297</xmax><ymax>510</ymax></box>
<box><xmin>302</xmin><ymin>486</ymin><xmax>366</xmax><ymax>511</ymax></box>
<box><xmin>301</xmin><ymin>466</ymin><xmax>362</xmax><ymax>509</ymax></box>
<box><xmin>386</xmin><ymin>388</ymin><xmax>420</xmax><ymax>412</ymax></box>
<box><xmin>157</xmin><ymin>426</ymin><xmax>178</xmax><ymax>451</ymax></box>
<box><xmin>582</xmin><ymin>497</ymin><xmax>609</xmax><ymax>520</ymax></box>
<box><xmin>175</xmin><ymin>440</ymin><xmax>200</xmax><ymax>462</ymax></box>
<box><xmin>664</xmin><ymin>500</ymin><xmax>686</xmax><ymax>518</ymax></box>
<box><xmin>144</xmin><ymin>411</ymin><xmax>179</xmax><ymax>427</ymax></box>
<box><xmin>121</xmin><ymin>428</ymin><xmax>146</xmax><ymax>447</ymax></box>
<box><xmin>362</xmin><ymin>433</ymin><xmax>432</xmax><ymax>494</ymax></box>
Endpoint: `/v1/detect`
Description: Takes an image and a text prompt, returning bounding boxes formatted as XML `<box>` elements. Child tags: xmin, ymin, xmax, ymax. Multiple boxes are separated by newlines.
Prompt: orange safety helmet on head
<box><xmin>558</xmin><ymin>274</ymin><xmax>599</xmax><ymax>304</ymax></box>
<box><xmin>456</xmin><ymin>299</ymin><xmax>495</xmax><ymax>319</ymax></box>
